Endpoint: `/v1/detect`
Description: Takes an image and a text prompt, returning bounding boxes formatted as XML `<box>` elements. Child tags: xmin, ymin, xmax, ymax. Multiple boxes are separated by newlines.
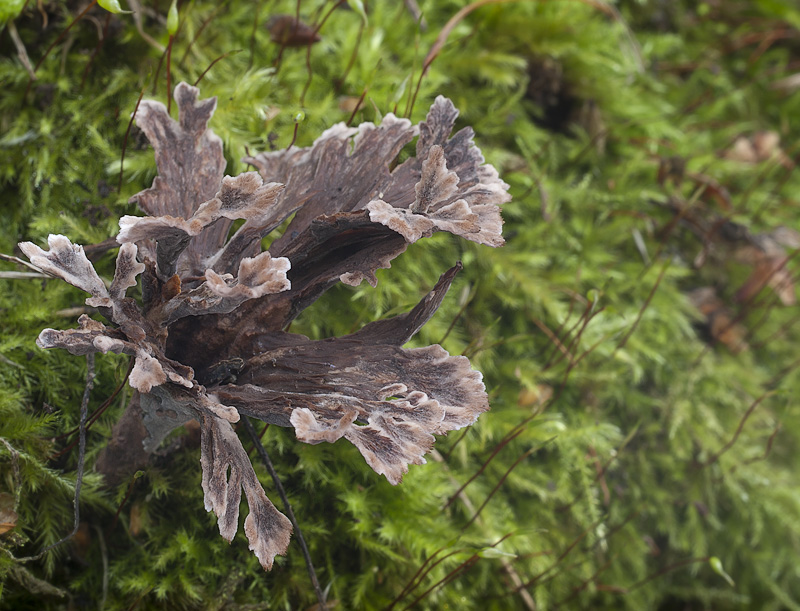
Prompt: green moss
<box><xmin>1</xmin><ymin>0</ymin><xmax>799</xmax><ymax>608</ymax></box>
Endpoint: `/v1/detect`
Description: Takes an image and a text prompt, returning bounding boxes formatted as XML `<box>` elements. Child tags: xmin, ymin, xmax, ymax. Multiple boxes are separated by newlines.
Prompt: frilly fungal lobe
<box><xmin>21</xmin><ymin>83</ymin><xmax>509</xmax><ymax>570</ymax></box>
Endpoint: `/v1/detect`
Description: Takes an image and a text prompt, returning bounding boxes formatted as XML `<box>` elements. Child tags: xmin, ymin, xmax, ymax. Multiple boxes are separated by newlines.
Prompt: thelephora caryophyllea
<box><xmin>20</xmin><ymin>83</ymin><xmax>509</xmax><ymax>570</ymax></box>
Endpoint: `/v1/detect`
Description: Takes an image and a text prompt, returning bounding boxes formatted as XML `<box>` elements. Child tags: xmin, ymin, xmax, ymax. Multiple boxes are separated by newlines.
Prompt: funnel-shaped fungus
<box><xmin>21</xmin><ymin>83</ymin><xmax>509</xmax><ymax>570</ymax></box>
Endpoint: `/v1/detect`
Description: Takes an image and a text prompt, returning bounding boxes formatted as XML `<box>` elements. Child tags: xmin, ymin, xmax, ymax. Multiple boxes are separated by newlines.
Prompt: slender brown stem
<box><xmin>33</xmin><ymin>0</ymin><xmax>99</xmax><ymax>74</ymax></box>
<box><xmin>613</xmin><ymin>260</ymin><xmax>670</xmax><ymax>354</ymax></box>
<box><xmin>286</xmin><ymin>122</ymin><xmax>299</xmax><ymax>150</ymax></box>
<box><xmin>193</xmin><ymin>49</ymin><xmax>242</xmax><ymax>86</ymax></box>
<box><xmin>300</xmin><ymin>0</ymin><xmax>346</xmax><ymax>106</ymax></box>
<box><xmin>462</xmin><ymin>445</ymin><xmax>543</xmax><ymax>530</ymax></box>
<box><xmin>7</xmin><ymin>20</ymin><xmax>36</xmax><ymax>80</ymax></box>
<box><xmin>346</xmin><ymin>88</ymin><xmax>368</xmax><ymax>126</ymax></box>
<box><xmin>55</xmin><ymin>358</ymin><xmax>133</xmax><ymax>446</ymax></box>
<box><xmin>401</xmin><ymin>533</ymin><xmax>512</xmax><ymax>610</ymax></box>
<box><xmin>701</xmin><ymin>391</ymin><xmax>772</xmax><ymax>467</ymax></box>
<box><xmin>109</xmin><ymin>470</ymin><xmax>143</xmax><ymax>532</ymax></box>
<box><xmin>627</xmin><ymin>557</ymin><xmax>709</xmax><ymax>592</ymax></box>
<box><xmin>166</xmin><ymin>35</ymin><xmax>175</xmax><ymax>113</ymax></box>
<box><xmin>119</xmin><ymin>80</ymin><xmax>149</xmax><ymax>193</ymax></box>
<box><xmin>441</xmin><ymin>427</ymin><xmax>470</xmax><ymax>461</ymax></box>
<box><xmin>742</xmin><ymin>423</ymin><xmax>782</xmax><ymax>465</ymax></box>
<box><xmin>542</xmin><ymin>298</ymin><xmax>592</xmax><ymax>372</ymax></box>
<box><xmin>336</xmin><ymin>21</ymin><xmax>364</xmax><ymax>92</ymax></box>
<box><xmin>408</xmin><ymin>0</ymin><xmax>516</xmax><ymax>117</ymax></box>
<box><xmin>242</xmin><ymin>416</ymin><xmax>326</xmax><ymax>610</ymax></box>
<box><xmin>530</xmin><ymin>314</ymin><xmax>573</xmax><ymax>360</ymax></box>
<box><xmin>442</xmin><ymin>429</ymin><xmax>523</xmax><ymax>509</ymax></box>
<box><xmin>553</xmin><ymin>558</ymin><xmax>614</xmax><ymax>608</ymax></box>
<box><xmin>80</xmin><ymin>11</ymin><xmax>111</xmax><ymax>88</ymax></box>
<box><xmin>179</xmin><ymin>4</ymin><xmax>226</xmax><ymax>68</ymax></box>
<box><xmin>152</xmin><ymin>45</ymin><xmax>167</xmax><ymax>95</ymax></box>
<box><xmin>514</xmin><ymin>524</ymin><xmax>596</xmax><ymax>592</ymax></box>
<box><xmin>387</xmin><ymin>548</ymin><xmax>462</xmax><ymax>610</ymax></box>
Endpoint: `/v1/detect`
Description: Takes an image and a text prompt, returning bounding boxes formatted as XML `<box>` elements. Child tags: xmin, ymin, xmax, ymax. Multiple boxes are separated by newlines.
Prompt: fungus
<box><xmin>21</xmin><ymin>83</ymin><xmax>509</xmax><ymax>570</ymax></box>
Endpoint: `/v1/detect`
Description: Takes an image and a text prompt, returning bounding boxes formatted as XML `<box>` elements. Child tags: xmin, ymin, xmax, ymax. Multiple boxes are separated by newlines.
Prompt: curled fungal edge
<box><xmin>20</xmin><ymin>83</ymin><xmax>509</xmax><ymax>571</ymax></box>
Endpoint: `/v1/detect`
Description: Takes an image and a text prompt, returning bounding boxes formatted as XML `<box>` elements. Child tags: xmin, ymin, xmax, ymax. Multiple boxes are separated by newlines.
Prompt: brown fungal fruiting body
<box><xmin>21</xmin><ymin>83</ymin><xmax>509</xmax><ymax>570</ymax></box>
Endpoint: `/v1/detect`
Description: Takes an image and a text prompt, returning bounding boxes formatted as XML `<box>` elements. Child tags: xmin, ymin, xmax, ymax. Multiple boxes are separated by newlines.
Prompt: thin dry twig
<box><xmin>462</xmin><ymin>441</ymin><xmax>552</xmax><ymax>530</ymax></box>
<box><xmin>0</xmin><ymin>252</ymin><xmax>47</xmax><ymax>273</ymax></box>
<box><xmin>27</xmin><ymin>0</ymin><xmax>99</xmax><ymax>95</ymax></box>
<box><xmin>119</xmin><ymin>79</ymin><xmax>149</xmax><ymax>193</ymax></box>
<box><xmin>0</xmin><ymin>271</ymin><xmax>48</xmax><ymax>279</ymax></box>
<box><xmin>613</xmin><ymin>260</ymin><xmax>670</xmax><ymax>354</ymax></box>
<box><xmin>442</xmin><ymin>429</ymin><xmax>524</xmax><ymax>509</ymax></box>
<box><xmin>429</xmin><ymin>450</ymin><xmax>536</xmax><ymax>610</ymax></box>
<box><xmin>128</xmin><ymin>0</ymin><xmax>166</xmax><ymax>52</ymax></box>
<box><xmin>241</xmin><ymin>416</ymin><xmax>327</xmax><ymax>611</ymax></box>
<box><xmin>193</xmin><ymin>49</ymin><xmax>243</xmax><ymax>87</ymax></box>
<box><xmin>401</xmin><ymin>533</ymin><xmax>513</xmax><ymax>610</ymax></box>
<box><xmin>7</xmin><ymin>20</ymin><xmax>36</xmax><ymax>80</ymax></box>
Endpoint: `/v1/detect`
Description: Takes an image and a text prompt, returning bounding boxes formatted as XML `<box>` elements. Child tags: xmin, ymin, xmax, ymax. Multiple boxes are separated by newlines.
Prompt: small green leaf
<box><xmin>709</xmin><ymin>557</ymin><xmax>735</xmax><ymax>587</ymax></box>
<box><xmin>478</xmin><ymin>548</ymin><xmax>517</xmax><ymax>559</ymax></box>
<box><xmin>293</xmin><ymin>111</ymin><xmax>306</xmax><ymax>123</ymax></box>
<box><xmin>587</xmin><ymin>288</ymin><xmax>601</xmax><ymax>314</ymax></box>
<box><xmin>166</xmin><ymin>0</ymin><xmax>179</xmax><ymax>35</ymax></box>
<box><xmin>0</xmin><ymin>0</ymin><xmax>25</xmax><ymax>24</ymax></box>
<box><xmin>98</xmin><ymin>0</ymin><xmax>132</xmax><ymax>14</ymax></box>
<box><xmin>348</xmin><ymin>0</ymin><xmax>367</xmax><ymax>26</ymax></box>
<box><xmin>392</xmin><ymin>75</ymin><xmax>410</xmax><ymax>104</ymax></box>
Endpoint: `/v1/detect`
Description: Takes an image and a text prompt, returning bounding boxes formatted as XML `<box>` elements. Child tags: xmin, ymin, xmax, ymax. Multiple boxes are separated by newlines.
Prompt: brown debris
<box><xmin>723</xmin><ymin>131</ymin><xmax>793</xmax><ymax>169</ymax></box>
<box><xmin>688</xmin><ymin>287</ymin><xmax>749</xmax><ymax>353</ymax></box>
<box><xmin>0</xmin><ymin>493</ymin><xmax>18</xmax><ymax>536</ymax></box>
<box><xmin>734</xmin><ymin>227</ymin><xmax>800</xmax><ymax>306</ymax></box>
<box><xmin>266</xmin><ymin>15</ymin><xmax>322</xmax><ymax>48</ymax></box>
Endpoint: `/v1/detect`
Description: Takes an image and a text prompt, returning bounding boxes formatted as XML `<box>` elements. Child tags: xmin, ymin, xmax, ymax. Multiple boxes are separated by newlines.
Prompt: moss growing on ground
<box><xmin>1</xmin><ymin>1</ymin><xmax>799</xmax><ymax>608</ymax></box>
